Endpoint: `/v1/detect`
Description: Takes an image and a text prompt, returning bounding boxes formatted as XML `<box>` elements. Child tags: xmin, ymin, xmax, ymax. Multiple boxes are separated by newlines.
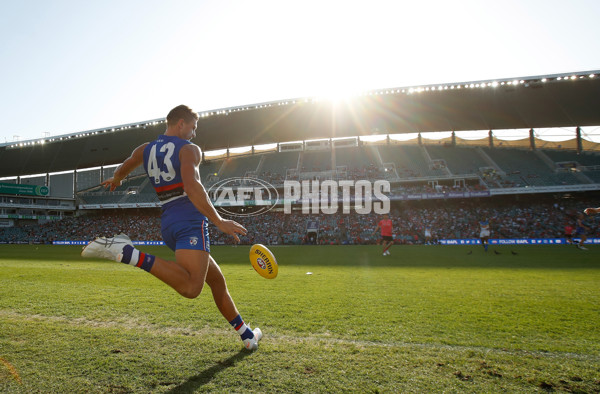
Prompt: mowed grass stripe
<box><xmin>2</xmin><ymin>309</ymin><xmax>598</xmax><ymax>363</ymax></box>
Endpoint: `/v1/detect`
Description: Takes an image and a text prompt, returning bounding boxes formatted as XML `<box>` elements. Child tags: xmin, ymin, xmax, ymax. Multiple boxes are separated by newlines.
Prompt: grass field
<box><xmin>1</xmin><ymin>244</ymin><xmax>599</xmax><ymax>393</ymax></box>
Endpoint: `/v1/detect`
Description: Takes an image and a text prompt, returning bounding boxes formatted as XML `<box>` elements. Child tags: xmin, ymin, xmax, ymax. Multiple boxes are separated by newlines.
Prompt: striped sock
<box><xmin>119</xmin><ymin>245</ymin><xmax>156</xmax><ymax>273</ymax></box>
<box><xmin>229</xmin><ymin>314</ymin><xmax>254</xmax><ymax>341</ymax></box>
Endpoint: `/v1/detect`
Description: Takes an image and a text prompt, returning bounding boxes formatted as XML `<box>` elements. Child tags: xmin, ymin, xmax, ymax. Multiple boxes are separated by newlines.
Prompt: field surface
<box><xmin>1</xmin><ymin>244</ymin><xmax>599</xmax><ymax>393</ymax></box>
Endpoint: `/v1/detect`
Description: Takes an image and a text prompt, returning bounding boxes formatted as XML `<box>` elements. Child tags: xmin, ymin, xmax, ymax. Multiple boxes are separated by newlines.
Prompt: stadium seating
<box><xmin>583</xmin><ymin>170</ymin><xmax>600</xmax><ymax>182</ymax></box>
<box><xmin>425</xmin><ymin>145</ymin><xmax>488</xmax><ymax>175</ymax></box>
<box><xmin>334</xmin><ymin>146</ymin><xmax>378</xmax><ymax>169</ymax></box>
<box><xmin>260</xmin><ymin>152</ymin><xmax>300</xmax><ymax>178</ymax></box>
<box><xmin>219</xmin><ymin>155</ymin><xmax>262</xmax><ymax>178</ymax></box>
<box><xmin>199</xmin><ymin>160</ymin><xmax>223</xmax><ymax>185</ymax></box>
<box><xmin>482</xmin><ymin>147</ymin><xmax>550</xmax><ymax>174</ymax></box>
<box><xmin>481</xmin><ymin>147</ymin><xmax>587</xmax><ymax>187</ymax></box>
<box><xmin>378</xmin><ymin>145</ymin><xmax>447</xmax><ymax>178</ymax></box>
<box><xmin>541</xmin><ymin>149</ymin><xmax>600</xmax><ymax>167</ymax></box>
<box><xmin>302</xmin><ymin>150</ymin><xmax>333</xmax><ymax>172</ymax></box>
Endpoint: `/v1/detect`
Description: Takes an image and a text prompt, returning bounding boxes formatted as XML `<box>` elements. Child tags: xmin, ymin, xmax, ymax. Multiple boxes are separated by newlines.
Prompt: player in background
<box><xmin>81</xmin><ymin>105</ymin><xmax>262</xmax><ymax>350</ymax></box>
<box><xmin>575</xmin><ymin>211</ymin><xmax>591</xmax><ymax>250</ymax></box>
<box><xmin>424</xmin><ymin>225</ymin><xmax>432</xmax><ymax>245</ymax></box>
<box><xmin>372</xmin><ymin>213</ymin><xmax>394</xmax><ymax>256</ymax></box>
<box><xmin>479</xmin><ymin>218</ymin><xmax>491</xmax><ymax>252</ymax></box>
<box><xmin>564</xmin><ymin>222</ymin><xmax>574</xmax><ymax>245</ymax></box>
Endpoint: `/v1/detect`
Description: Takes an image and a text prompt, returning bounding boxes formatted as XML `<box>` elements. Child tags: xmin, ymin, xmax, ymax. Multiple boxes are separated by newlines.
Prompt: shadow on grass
<box><xmin>167</xmin><ymin>350</ymin><xmax>250</xmax><ymax>393</ymax></box>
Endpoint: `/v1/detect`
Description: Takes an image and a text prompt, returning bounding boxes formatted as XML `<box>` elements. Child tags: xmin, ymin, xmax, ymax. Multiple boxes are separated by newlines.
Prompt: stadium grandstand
<box><xmin>2</xmin><ymin>70</ymin><xmax>600</xmax><ymax>245</ymax></box>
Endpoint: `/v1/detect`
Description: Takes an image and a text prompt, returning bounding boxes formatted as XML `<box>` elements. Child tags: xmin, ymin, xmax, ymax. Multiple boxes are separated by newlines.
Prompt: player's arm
<box><xmin>102</xmin><ymin>143</ymin><xmax>148</xmax><ymax>191</ymax></box>
<box><xmin>179</xmin><ymin>144</ymin><xmax>247</xmax><ymax>242</ymax></box>
<box><xmin>584</xmin><ymin>207</ymin><xmax>600</xmax><ymax>215</ymax></box>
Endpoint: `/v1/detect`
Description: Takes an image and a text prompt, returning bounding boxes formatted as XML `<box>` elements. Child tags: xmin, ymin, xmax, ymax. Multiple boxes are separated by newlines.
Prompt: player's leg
<box><xmin>82</xmin><ymin>236</ymin><xmax>262</xmax><ymax>349</ymax></box>
<box><xmin>82</xmin><ymin>230</ymin><xmax>210</xmax><ymax>298</ymax></box>
<box><xmin>578</xmin><ymin>234</ymin><xmax>588</xmax><ymax>250</ymax></box>
<box><xmin>148</xmin><ymin>249</ymin><xmax>210</xmax><ymax>298</ymax></box>
<box><xmin>204</xmin><ymin>255</ymin><xmax>262</xmax><ymax>349</ymax></box>
<box><xmin>383</xmin><ymin>240</ymin><xmax>393</xmax><ymax>255</ymax></box>
<box><xmin>204</xmin><ymin>255</ymin><xmax>237</xmax><ymax>320</ymax></box>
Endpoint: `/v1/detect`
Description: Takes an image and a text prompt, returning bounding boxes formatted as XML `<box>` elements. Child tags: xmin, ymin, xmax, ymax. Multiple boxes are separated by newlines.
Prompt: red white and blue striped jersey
<box><xmin>143</xmin><ymin>135</ymin><xmax>207</xmax><ymax>229</ymax></box>
<box><xmin>143</xmin><ymin>135</ymin><xmax>191</xmax><ymax>205</ymax></box>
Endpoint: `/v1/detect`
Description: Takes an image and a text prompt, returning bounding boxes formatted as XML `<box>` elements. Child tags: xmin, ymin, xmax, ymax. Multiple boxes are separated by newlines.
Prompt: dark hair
<box><xmin>166</xmin><ymin>105</ymin><xmax>199</xmax><ymax>126</ymax></box>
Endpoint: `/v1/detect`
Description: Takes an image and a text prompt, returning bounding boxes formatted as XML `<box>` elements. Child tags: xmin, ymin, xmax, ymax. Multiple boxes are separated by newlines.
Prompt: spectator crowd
<box><xmin>1</xmin><ymin>197</ymin><xmax>598</xmax><ymax>245</ymax></box>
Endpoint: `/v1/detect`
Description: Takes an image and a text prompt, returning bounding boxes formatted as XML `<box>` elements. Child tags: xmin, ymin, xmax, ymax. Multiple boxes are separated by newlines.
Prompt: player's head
<box><xmin>167</xmin><ymin>105</ymin><xmax>199</xmax><ymax>140</ymax></box>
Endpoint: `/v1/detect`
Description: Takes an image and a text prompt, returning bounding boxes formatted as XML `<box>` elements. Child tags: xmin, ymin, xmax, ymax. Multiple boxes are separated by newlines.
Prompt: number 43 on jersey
<box><xmin>147</xmin><ymin>142</ymin><xmax>176</xmax><ymax>184</ymax></box>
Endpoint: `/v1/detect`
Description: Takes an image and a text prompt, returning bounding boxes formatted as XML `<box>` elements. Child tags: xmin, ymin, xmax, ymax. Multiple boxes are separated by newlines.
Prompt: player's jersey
<box><xmin>379</xmin><ymin>219</ymin><xmax>393</xmax><ymax>237</ymax></box>
<box><xmin>143</xmin><ymin>135</ymin><xmax>206</xmax><ymax>229</ymax></box>
<box><xmin>479</xmin><ymin>220</ymin><xmax>490</xmax><ymax>237</ymax></box>
<box><xmin>575</xmin><ymin>219</ymin><xmax>586</xmax><ymax>235</ymax></box>
<box><xmin>143</xmin><ymin>135</ymin><xmax>190</xmax><ymax>204</ymax></box>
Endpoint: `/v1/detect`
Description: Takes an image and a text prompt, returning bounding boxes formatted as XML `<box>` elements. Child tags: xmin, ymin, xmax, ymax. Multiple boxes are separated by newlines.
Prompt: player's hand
<box><xmin>584</xmin><ymin>208</ymin><xmax>596</xmax><ymax>215</ymax></box>
<box><xmin>101</xmin><ymin>177</ymin><xmax>122</xmax><ymax>192</ymax></box>
<box><xmin>217</xmin><ymin>219</ymin><xmax>248</xmax><ymax>243</ymax></box>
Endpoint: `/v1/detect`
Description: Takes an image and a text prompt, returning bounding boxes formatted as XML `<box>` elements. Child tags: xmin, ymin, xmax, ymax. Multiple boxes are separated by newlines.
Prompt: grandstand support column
<box><xmin>331</xmin><ymin>144</ymin><xmax>336</xmax><ymax>172</ymax></box>
<box><xmin>488</xmin><ymin>130</ymin><xmax>493</xmax><ymax>148</ymax></box>
<box><xmin>451</xmin><ymin>131</ymin><xmax>456</xmax><ymax>147</ymax></box>
<box><xmin>418</xmin><ymin>133</ymin><xmax>422</xmax><ymax>146</ymax></box>
<box><xmin>529</xmin><ymin>129</ymin><xmax>536</xmax><ymax>151</ymax></box>
<box><xmin>576</xmin><ymin>127</ymin><xmax>583</xmax><ymax>154</ymax></box>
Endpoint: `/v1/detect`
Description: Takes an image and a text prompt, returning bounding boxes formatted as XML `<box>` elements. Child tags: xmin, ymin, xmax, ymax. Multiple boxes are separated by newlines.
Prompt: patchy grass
<box><xmin>1</xmin><ymin>244</ymin><xmax>599</xmax><ymax>392</ymax></box>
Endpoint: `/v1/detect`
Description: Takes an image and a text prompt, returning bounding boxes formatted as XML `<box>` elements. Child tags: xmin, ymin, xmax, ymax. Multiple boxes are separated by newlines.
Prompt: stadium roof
<box><xmin>1</xmin><ymin>70</ymin><xmax>599</xmax><ymax>178</ymax></box>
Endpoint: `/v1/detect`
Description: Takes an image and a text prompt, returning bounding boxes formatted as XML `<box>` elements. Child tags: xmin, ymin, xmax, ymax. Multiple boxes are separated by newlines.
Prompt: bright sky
<box><xmin>1</xmin><ymin>0</ymin><xmax>599</xmax><ymax>143</ymax></box>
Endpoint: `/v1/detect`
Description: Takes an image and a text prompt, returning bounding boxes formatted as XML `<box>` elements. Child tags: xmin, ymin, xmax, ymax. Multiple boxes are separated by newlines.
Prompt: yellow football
<box><xmin>249</xmin><ymin>244</ymin><xmax>278</xmax><ymax>279</ymax></box>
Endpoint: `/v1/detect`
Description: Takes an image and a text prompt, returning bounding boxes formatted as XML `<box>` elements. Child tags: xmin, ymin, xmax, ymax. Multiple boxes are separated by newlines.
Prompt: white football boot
<box><xmin>242</xmin><ymin>327</ymin><xmax>263</xmax><ymax>351</ymax></box>
<box><xmin>81</xmin><ymin>233</ymin><xmax>133</xmax><ymax>262</ymax></box>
